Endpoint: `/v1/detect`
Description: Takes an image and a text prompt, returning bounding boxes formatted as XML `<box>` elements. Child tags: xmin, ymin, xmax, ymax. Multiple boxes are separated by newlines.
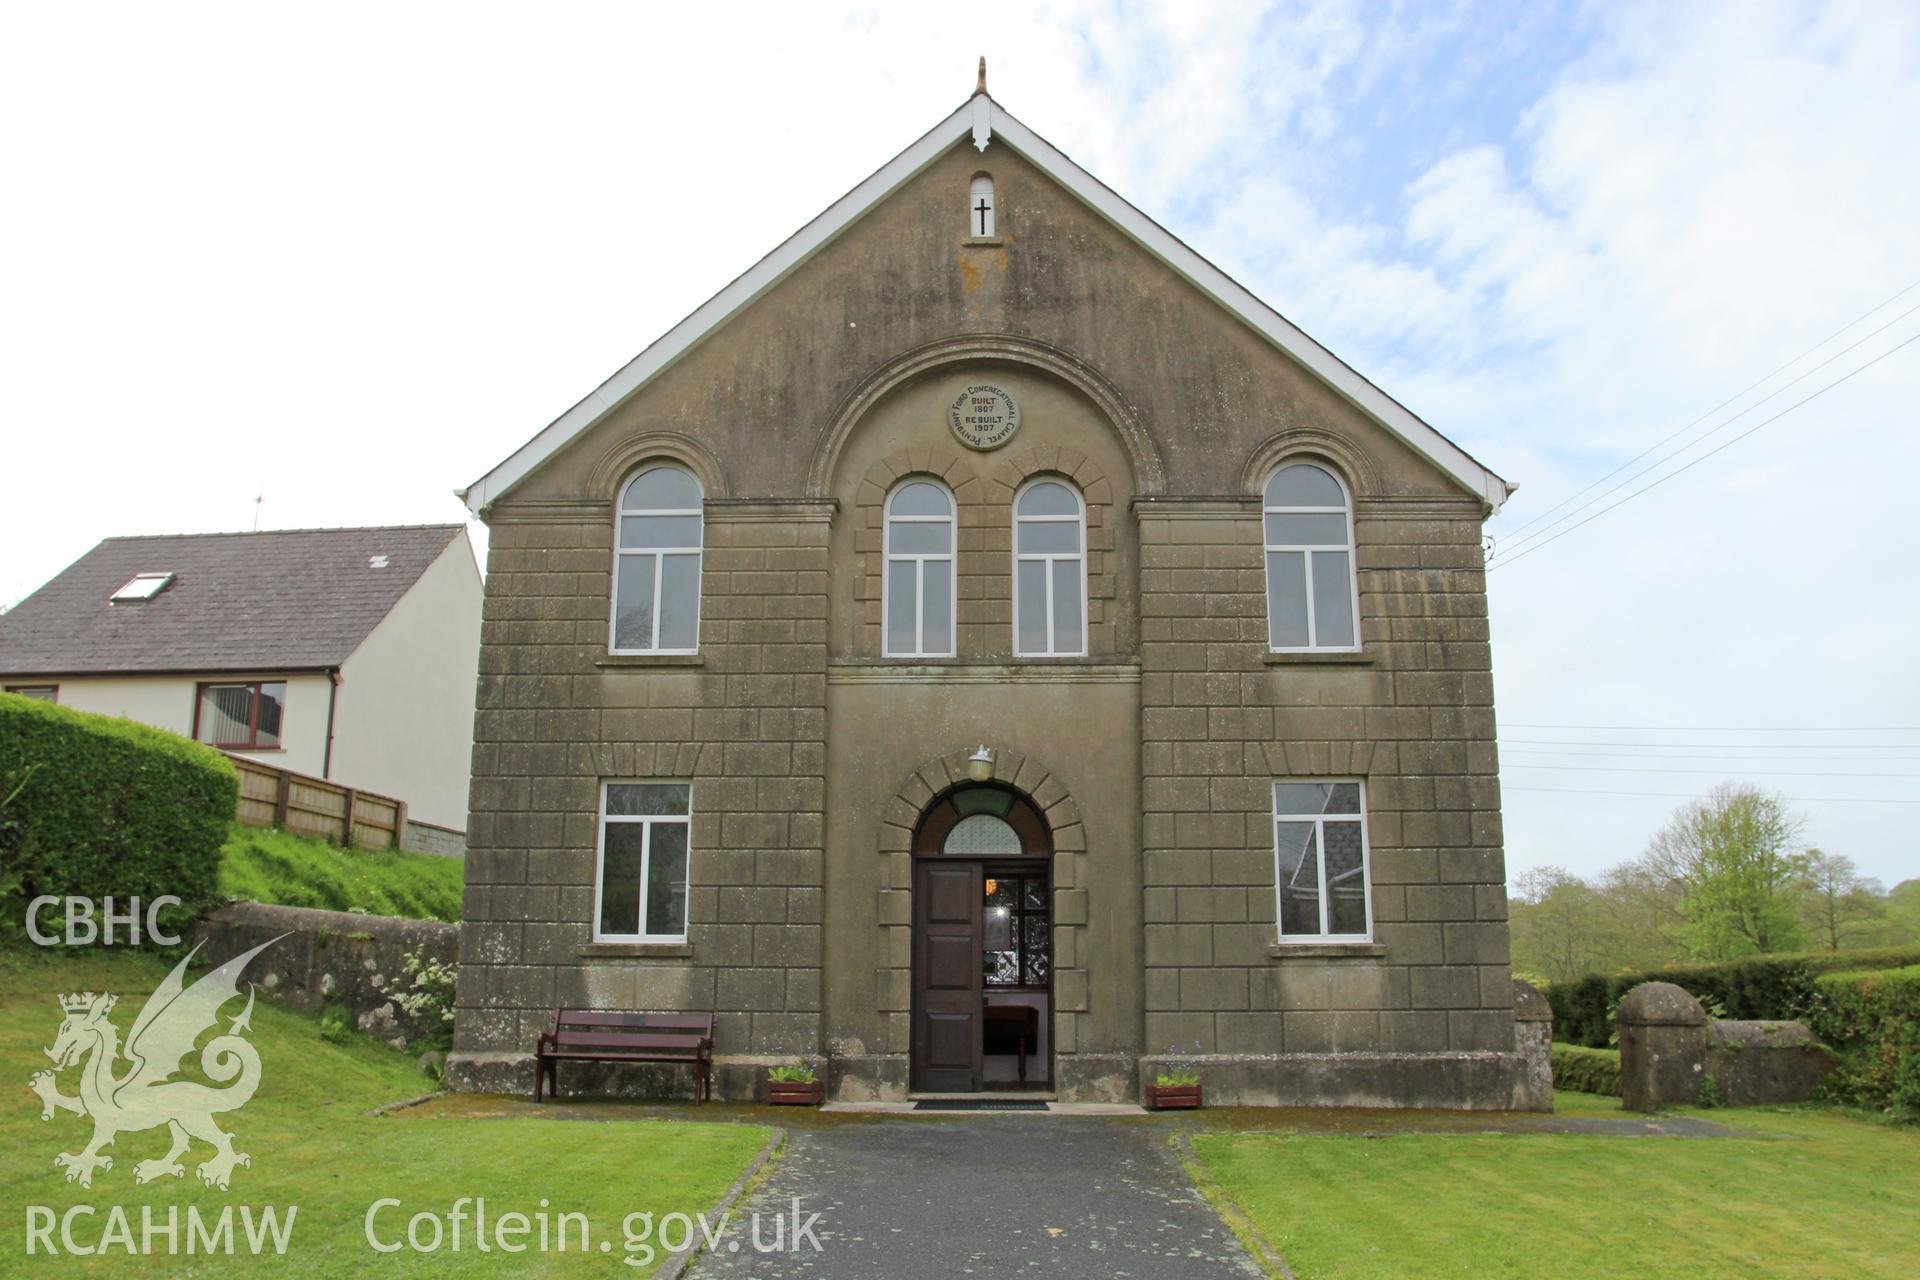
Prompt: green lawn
<box><xmin>1190</xmin><ymin>1094</ymin><xmax>1920</xmax><ymax>1279</ymax></box>
<box><xmin>3</xmin><ymin>948</ymin><xmax>770</xmax><ymax>1276</ymax></box>
<box><xmin>218</xmin><ymin>823</ymin><xmax>466</xmax><ymax>921</ymax></box>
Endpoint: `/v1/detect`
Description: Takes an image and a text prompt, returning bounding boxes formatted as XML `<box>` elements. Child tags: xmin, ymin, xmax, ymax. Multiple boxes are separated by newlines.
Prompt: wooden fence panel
<box><xmin>222</xmin><ymin>753</ymin><xmax>403</xmax><ymax>850</ymax></box>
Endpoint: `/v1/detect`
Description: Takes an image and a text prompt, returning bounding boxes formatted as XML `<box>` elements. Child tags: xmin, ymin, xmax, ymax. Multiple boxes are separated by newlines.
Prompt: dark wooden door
<box><xmin>912</xmin><ymin>859</ymin><xmax>983</xmax><ymax>1092</ymax></box>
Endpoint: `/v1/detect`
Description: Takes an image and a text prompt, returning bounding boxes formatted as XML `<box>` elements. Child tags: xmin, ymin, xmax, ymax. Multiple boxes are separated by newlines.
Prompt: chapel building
<box><xmin>446</xmin><ymin>75</ymin><xmax>1531</xmax><ymax>1108</ymax></box>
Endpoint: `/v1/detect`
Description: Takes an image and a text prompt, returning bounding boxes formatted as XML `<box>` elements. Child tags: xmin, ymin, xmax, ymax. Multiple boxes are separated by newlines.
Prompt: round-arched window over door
<box><xmin>944</xmin><ymin>814</ymin><xmax>1023</xmax><ymax>855</ymax></box>
<box><xmin>912</xmin><ymin>783</ymin><xmax>1051</xmax><ymax>856</ymax></box>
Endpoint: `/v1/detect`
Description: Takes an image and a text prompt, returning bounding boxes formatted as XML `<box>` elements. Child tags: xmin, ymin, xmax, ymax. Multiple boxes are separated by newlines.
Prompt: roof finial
<box><xmin>976</xmin><ymin>56</ymin><xmax>987</xmax><ymax>95</ymax></box>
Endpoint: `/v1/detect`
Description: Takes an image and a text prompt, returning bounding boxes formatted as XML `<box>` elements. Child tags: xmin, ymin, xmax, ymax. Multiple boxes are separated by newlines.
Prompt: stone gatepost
<box><xmin>1511</xmin><ymin>979</ymin><xmax>1554</xmax><ymax>1111</ymax></box>
<box><xmin>1617</xmin><ymin>982</ymin><xmax>1707</xmax><ymax>1112</ymax></box>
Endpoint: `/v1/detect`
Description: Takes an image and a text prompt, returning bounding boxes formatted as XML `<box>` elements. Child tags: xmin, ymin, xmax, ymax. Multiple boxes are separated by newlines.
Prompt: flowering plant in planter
<box><xmin>1146</xmin><ymin>1044</ymin><xmax>1203</xmax><ymax>1109</ymax></box>
<box><xmin>766</xmin><ymin>1060</ymin><xmax>823</xmax><ymax>1106</ymax></box>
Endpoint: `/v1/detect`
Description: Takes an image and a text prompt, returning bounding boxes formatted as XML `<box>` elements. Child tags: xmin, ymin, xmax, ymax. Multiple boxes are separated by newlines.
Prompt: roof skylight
<box><xmin>109</xmin><ymin>572</ymin><xmax>174</xmax><ymax>603</ymax></box>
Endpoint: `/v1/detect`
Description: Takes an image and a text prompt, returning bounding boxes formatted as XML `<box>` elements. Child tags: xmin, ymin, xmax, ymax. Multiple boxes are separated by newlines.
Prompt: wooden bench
<box><xmin>535</xmin><ymin>1011</ymin><xmax>715</xmax><ymax>1103</ymax></box>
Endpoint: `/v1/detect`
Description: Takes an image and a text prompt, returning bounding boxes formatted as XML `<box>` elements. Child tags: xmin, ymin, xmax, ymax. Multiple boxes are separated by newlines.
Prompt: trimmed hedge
<box><xmin>0</xmin><ymin>693</ymin><xmax>237</xmax><ymax>944</ymax></box>
<box><xmin>1551</xmin><ymin>1043</ymin><xmax>1623</xmax><ymax>1096</ymax></box>
<box><xmin>1545</xmin><ymin>945</ymin><xmax>1920</xmax><ymax>1048</ymax></box>
<box><xmin>1808</xmin><ymin>965</ymin><xmax>1920</xmax><ymax>1119</ymax></box>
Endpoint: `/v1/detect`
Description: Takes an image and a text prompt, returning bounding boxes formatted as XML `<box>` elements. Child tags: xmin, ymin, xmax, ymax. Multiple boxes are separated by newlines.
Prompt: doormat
<box><xmin>912</xmin><ymin>1099</ymin><xmax>1050</xmax><ymax>1112</ymax></box>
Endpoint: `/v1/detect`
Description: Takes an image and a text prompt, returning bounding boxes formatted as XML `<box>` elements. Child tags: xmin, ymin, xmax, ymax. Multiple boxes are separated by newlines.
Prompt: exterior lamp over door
<box><xmin>967</xmin><ymin>745</ymin><xmax>994</xmax><ymax>783</ymax></box>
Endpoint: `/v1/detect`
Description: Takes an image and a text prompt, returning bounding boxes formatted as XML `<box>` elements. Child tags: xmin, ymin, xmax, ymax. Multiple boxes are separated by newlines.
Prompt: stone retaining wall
<box><xmin>402</xmin><ymin>820</ymin><xmax>467</xmax><ymax>858</ymax></box>
<box><xmin>1707</xmin><ymin>1020</ymin><xmax>1835</xmax><ymax>1106</ymax></box>
<box><xmin>188</xmin><ymin>902</ymin><xmax>459</xmax><ymax>1047</ymax></box>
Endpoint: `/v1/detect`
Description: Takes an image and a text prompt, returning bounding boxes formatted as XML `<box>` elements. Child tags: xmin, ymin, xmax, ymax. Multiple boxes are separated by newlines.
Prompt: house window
<box><xmin>1263</xmin><ymin>463</ymin><xmax>1359</xmax><ymax>650</ymax></box>
<box><xmin>969</xmin><ymin>173</ymin><xmax>996</xmax><ymax>236</ymax></box>
<box><xmin>1272</xmin><ymin>780</ymin><xmax>1372</xmax><ymax>942</ymax></box>
<box><xmin>1013</xmin><ymin>479</ymin><xmax>1086</xmax><ymax>656</ymax></box>
<box><xmin>194</xmin><ymin>681</ymin><xmax>286</xmax><ymax>749</ymax></box>
<box><xmin>595</xmin><ymin>782</ymin><xmax>692</xmax><ymax>942</ymax></box>
<box><xmin>613</xmin><ymin>465</ymin><xmax>703</xmax><ymax>654</ymax></box>
<box><xmin>4</xmin><ymin>685</ymin><xmax>57</xmax><ymax>702</ymax></box>
<box><xmin>884</xmin><ymin>480</ymin><xmax>955</xmax><ymax>657</ymax></box>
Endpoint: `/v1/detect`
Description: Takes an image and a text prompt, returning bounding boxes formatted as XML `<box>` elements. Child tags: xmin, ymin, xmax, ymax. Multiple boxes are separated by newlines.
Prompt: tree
<box><xmin>1795</xmin><ymin>850</ymin><xmax>1885</xmax><ymax>951</ymax></box>
<box><xmin>1880</xmin><ymin>878</ymin><xmax>1920</xmax><ymax>946</ymax></box>
<box><xmin>1643</xmin><ymin>783</ymin><xmax>1808</xmax><ymax>960</ymax></box>
<box><xmin>1509</xmin><ymin>866</ymin><xmax>1612</xmax><ymax>983</ymax></box>
<box><xmin>1594</xmin><ymin>856</ymin><xmax>1688</xmax><ymax>970</ymax></box>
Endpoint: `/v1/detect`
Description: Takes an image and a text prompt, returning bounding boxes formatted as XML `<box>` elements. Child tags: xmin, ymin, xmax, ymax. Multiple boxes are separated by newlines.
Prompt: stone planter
<box><xmin>766</xmin><ymin>1079</ymin><xmax>823</xmax><ymax>1107</ymax></box>
<box><xmin>1145</xmin><ymin>1082</ymin><xmax>1203</xmax><ymax>1110</ymax></box>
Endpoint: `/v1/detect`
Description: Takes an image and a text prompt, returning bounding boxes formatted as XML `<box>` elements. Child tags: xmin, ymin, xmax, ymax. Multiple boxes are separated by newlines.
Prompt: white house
<box><xmin>0</xmin><ymin>525</ymin><xmax>481</xmax><ymax>834</ymax></box>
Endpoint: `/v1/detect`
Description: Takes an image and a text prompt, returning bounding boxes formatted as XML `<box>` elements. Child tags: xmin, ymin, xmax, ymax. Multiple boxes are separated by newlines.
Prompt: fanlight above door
<box><xmin>912</xmin><ymin>784</ymin><xmax>1051</xmax><ymax>856</ymax></box>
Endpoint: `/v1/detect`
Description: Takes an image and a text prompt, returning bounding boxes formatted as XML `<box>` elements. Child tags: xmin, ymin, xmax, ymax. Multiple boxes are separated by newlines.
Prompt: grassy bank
<box><xmin>2</xmin><ymin>948</ymin><xmax>770</xmax><ymax>1276</ymax></box>
<box><xmin>218</xmin><ymin>824</ymin><xmax>465</xmax><ymax>921</ymax></box>
<box><xmin>1190</xmin><ymin>1094</ymin><xmax>1919</xmax><ymax>1279</ymax></box>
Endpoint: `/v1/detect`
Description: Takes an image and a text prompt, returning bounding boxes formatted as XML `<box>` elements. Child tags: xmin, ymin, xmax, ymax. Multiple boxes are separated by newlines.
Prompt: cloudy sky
<box><xmin>3</xmin><ymin>1</ymin><xmax>1915</xmax><ymax>886</ymax></box>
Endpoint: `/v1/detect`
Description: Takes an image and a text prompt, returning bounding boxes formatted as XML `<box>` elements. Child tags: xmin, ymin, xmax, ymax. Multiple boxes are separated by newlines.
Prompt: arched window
<box><xmin>1263</xmin><ymin>462</ymin><xmax>1358</xmax><ymax>650</ymax></box>
<box><xmin>1013</xmin><ymin>479</ymin><xmax>1086</xmax><ymax>657</ymax></box>
<box><xmin>969</xmin><ymin>173</ymin><xmax>996</xmax><ymax>237</ymax></box>
<box><xmin>884</xmin><ymin>480</ymin><xmax>955</xmax><ymax>657</ymax></box>
<box><xmin>911</xmin><ymin>783</ymin><xmax>1051</xmax><ymax>855</ymax></box>
<box><xmin>612</xmin><ymin>464</ymin><xmax>703</xmax><ymax>653</ymax></box>
<box><xmin>944</xmin><ymin>814</ymin><xmax>1023</xmax><ymax>855</ymax></box>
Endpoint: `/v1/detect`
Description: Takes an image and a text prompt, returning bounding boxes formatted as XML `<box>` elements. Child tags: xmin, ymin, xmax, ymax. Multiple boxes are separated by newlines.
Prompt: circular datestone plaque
<box><xmin>949</xmin><ymin>383</ymin><xmax>1021</xmax><ymax>451</ymax></box>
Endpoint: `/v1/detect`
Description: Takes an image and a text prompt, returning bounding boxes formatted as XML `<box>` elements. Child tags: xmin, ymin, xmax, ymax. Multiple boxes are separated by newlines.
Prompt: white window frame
<box><xmin>1262</xmin><ymin>462</ymin><xmax>1361</xmax><ymax>652</ymax></box>
<box><xmin>882</xmin><ymin>478</ymin><xmax>956</xmax><ymax>658</ymax></box>
<box><xmin>610</xmin><ymin>464</ymin><xmax>703</xmax><ymax>656</ymax></box>
<box><xmin>592</xmin><ymin>780</ymin><xmax>693</xmax><ymax>943</ymax></box>
<box><xmin>1012</xmin><ymin>477</ymin><xmax>1088</xmax><ymax>658</ymax></box>
<box><xmin>1271</xmin><ymin>778</ymin><xmax>1373</xmax><ymax>944</ymax></box>
<box><xmin>109</xmin><ymin>572</ymin><xmax>174</xmax><ymax>603</ymax></box>
<box><xmin>969</xmin><ymin>172</ymin><xmax>996</xmax><ymax>237</ymax></box>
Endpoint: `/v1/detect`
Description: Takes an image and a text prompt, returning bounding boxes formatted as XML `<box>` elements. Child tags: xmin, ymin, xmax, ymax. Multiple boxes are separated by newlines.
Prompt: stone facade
<box><xmin>447</xmin><ymin>100</ymin><xmax>1526</xmax><ymax>1107</ymax></box>
<box><xmin>454</xmin><ymin>503</ymin><xmax>833</xmax><ymax>1091</ymax></box>
<box><xmin>1135</xmin><ymin>498</ymin><xmax>1510</xmax><ymax>1073</ymax></box>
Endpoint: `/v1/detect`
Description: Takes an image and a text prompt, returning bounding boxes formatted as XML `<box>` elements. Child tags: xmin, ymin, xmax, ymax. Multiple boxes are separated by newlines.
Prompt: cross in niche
<box><xmin>975</xmin><ymin>197</ymin><xmax>992</xmax><ymax>236</ymax></box>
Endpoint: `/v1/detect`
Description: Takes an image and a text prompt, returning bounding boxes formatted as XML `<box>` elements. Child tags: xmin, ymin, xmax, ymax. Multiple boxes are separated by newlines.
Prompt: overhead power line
<box><xmin>1503</xmin><ymin>738</ymin><xmax>1920</xmax><ymax>750</ymax></box>
<box><xmin>1505</xmin><ymin>747</ymin><xmax>1920</xmax><ymax>762</ymax></box>
<box><xmin>1504</xmin><ymin>785</ymin><xmax>1920</xmax><ymax>805</ymax></box>
<box><xmin>1496</xmin><ymin>296</ymin><xmax>1920</xmax><ymax>555</ymax></box>
<box><xmin>1496</xmin><ymin>278</ymin><xmax>1920</xmax><ymax>542</ymax></box>
<box><xmin>1489</xmin><ymin>329</ymin><xmax>1920</xmax><ymax>571</ymax></box>
<box><xmin>1503</xmin><ymin>722</ymin><xmax>1920</xmax><ymax>732</ymax></box>
<box><xmin>1506</xmin><ymin>763</ymin><xmax>1920</xmax><ymax>778</ymax></box>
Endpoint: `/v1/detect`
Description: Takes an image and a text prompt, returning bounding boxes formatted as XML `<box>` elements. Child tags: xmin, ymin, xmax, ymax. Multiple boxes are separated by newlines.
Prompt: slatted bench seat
<box><xmin>535</xmin><ymin>1011</ymin><xmax>716</xmax><ymax>1103</ymax></box>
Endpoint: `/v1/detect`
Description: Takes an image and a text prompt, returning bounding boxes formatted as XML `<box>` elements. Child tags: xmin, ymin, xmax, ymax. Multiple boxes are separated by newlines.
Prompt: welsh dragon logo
<box><xmin>27</xmin><ymin>937</ymin><xmax>282</xmax><ymax>1190</ymax></box>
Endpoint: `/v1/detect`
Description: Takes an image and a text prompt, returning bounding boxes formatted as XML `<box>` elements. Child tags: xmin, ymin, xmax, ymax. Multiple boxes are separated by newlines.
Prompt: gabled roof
<box><xmin>0</xmin><ymin>525</ymin><xmax>464</xmax><ymax>678</ymax></box>
<box><xmin>461</xmin><ymin>91</ymin><xmax>1512</xmax><ymax>514</ymax></box>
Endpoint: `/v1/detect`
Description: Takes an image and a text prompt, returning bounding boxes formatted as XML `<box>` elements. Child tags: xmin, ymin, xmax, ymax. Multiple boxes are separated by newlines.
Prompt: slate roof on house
<box><xmin>0</xmin><ymin>525</ymin><xmax>465</xmax><ymax>677</ymax></box>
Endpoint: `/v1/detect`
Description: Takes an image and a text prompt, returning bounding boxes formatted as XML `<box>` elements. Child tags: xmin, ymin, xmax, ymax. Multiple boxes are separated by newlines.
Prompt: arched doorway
<box><xmin>910</xmin><ymin>783</ymin><xmax>1054</xmax><ymax>1093</ymax></box>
